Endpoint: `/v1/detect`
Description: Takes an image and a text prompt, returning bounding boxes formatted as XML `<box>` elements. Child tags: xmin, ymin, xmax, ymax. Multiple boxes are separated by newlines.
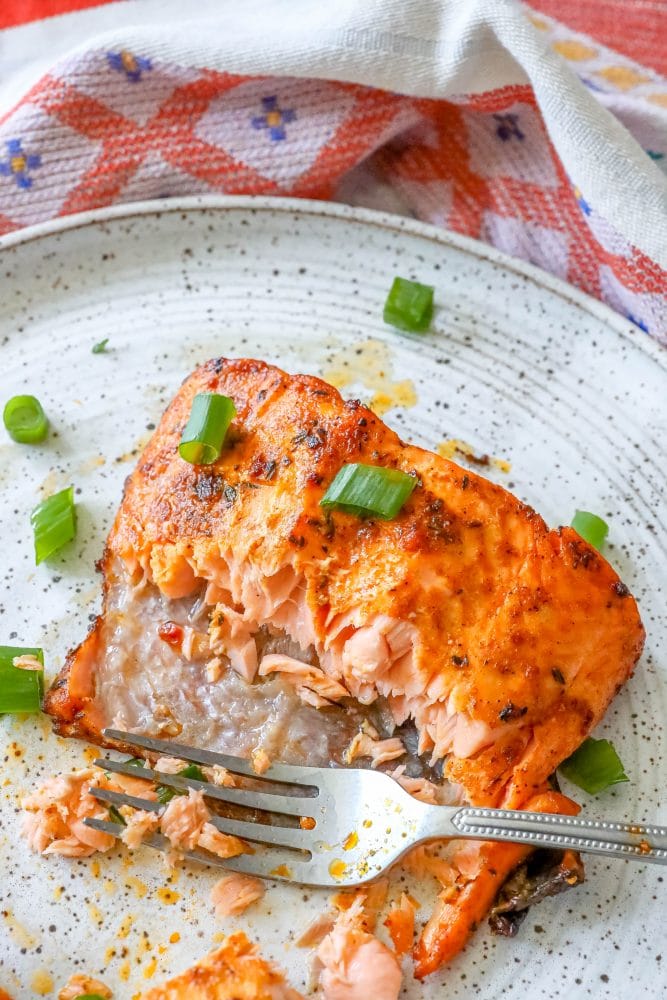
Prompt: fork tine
<box><xmin>207</xmin><ymin>815</ymin><xmax>313</xmax><ymax>852</ymax></box>
<box><xmin>89</xmin><ymin>786</ymin><xmax>160</xmax><ymax>812</ymax></box>
<box><xmin>103</xmin><ymin>728</ymin><xmax>318</xmax><ymax>787</ymax></box>
<box><xmin>212</xmin><ymin>849</ymin><xmax>312</xmax><ymax>883</ymax></box>
<box><xmin>83</xmin><ymin>819</ymin><xmax>255</xmax><ymax>872</ymax></box>
<box><xmin>85</xmin><ymin>818</ymin><xmax>311</xmax><ymax>881</ymax></box>
<box><xmin>96</xmin><ymin>758</ymin><xmax>316</xmax><ymax>819</ymax></box>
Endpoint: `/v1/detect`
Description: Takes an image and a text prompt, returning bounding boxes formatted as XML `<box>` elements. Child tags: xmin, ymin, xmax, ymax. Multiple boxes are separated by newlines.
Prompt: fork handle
<box><xmin>446</xmin><ymin>807</ymin><xmax>667</xmax><ymax>864</ymax></box>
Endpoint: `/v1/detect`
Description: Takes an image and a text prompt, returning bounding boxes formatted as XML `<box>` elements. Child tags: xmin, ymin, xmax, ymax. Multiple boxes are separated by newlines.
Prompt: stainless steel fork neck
<box><xmin>414</xmin><ymin>803</ymin><xmax>667</xmax><ymax>865</ymax></box>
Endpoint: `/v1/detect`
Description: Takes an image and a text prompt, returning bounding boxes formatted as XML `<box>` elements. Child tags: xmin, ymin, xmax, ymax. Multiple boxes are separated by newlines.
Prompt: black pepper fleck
<box><xmin>499</xmin><ymin>702</ymin><xmax>528</xmax><ymax>722</ymax></box>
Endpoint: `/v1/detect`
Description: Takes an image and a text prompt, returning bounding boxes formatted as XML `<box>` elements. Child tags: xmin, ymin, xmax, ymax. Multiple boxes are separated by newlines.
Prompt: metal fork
<box><xmin>83</xmin><ymin>728</ymin><xmax>667</xmax><ymax>887</ymax></box>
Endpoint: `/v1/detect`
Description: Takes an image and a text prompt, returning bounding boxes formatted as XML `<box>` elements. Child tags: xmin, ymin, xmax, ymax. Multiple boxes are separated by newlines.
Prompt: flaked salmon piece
<box><xmin>138</xmin><ymin>932</ymin><xmax>303</xmax><ymax>1000</ymax></box>
<box><xmin>58</xmin><ymin>973</ymin><xmax>112</xmax><ymax>999</ymax></box>
<box><xmin>316</xmin><ymin>897</ymin><xmax>402</xmax><ymax>1000</ymax></box>
<box><xmin>386</xmin><ymin>765</ymin><xmax>439</xmax><ymax>804</ymax></box>
<box><xmin>205</xmin><ymin>764</ymin><xmax>236</xmax><ymax>787</ymax></box>
<box><xmin>344</xmin><ymin>732</ymin><xmax>405</xmax><ymax>767</ymax></box>
<box><xmin>12</xmin><ymin>653</ymin><xmax>43</xmax><ymax>672</ymax></box>
<box><xmin>154</xmin><ymin>756</ymin><xmax>187</xmax><ymax>774</ymax></box>
<box><xmin>42</xmin><ymin>357</ymin><xmax>645</xmax><ymax>973</ymax></box>
<box><xmin>197</xmin><ymin>822</ymin><xmax>249</xmax><ymax>860</ymax></box>
<box><xmin>384</xmin><ymin>893</ymin><xmax>416</xmax><ymax>956</ymax></box>
<box><xmin>159</xmin><ymin>788</ymin><xmax>209</xmax><ymax>851</ymax></box>
<box><xmin>211</xmin><ymin>873</ymin><xmax>266</xmax><ymax>918</ymax></box>
<box><xmin>109</xmin><ymin>770</ymin><xmax>157</xmax><ymax>799</ymax></box>
<box><xmin>259</xmin><ymin>653</ymin><xmax>350</xmax><ymax>708</ymax></box>
<box><xmin>22</xmin><ymin>769</ymin><xmax>117</xmax><ymax>857</ymax></box>
<box><xmin>331</xmin><ymin>879</ymin><xmax>389</xmax><ymax>933</ymax></box>
<box><xmin>296</xmin><ymin>911</ymin><xmax>337</xmax><ymax>948</ymax></box>
<box><xmin>21</xmin><ymin>764</ymin><xmax>251</xmax><ymax>861</ymax></box>
<box><xmin>251</xmin><ymin>747</ymin><xmax>272</xmax><ymax>774</ymax></box>
<box><xmin>120</xmin><ymin>809</ymin><xmax>160</xmax><ymax>849</ymax></box>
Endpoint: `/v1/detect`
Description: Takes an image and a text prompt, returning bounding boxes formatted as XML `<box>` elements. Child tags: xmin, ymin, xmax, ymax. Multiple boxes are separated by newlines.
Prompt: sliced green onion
<box><xmin>321</xmin><ymin>463</ymin><xmax>417</xmax><ymax>520</ymax></box>
<box><xmin>571</xmin><ymin>510</ymin><xmax>609</xmax><ymax>550</ymax></box>
<box><xmin>179</xmin><ymin>763</ymin><xmax>205</xmax><ymax>782</ymax></box>
<box><xmin>74</xmin><ymin>994</ymin><xmax>108</xmax><ymax>1000</ymax></box>
<box><xmin>124</xmin><ymin>757</ymin><xmax>146</xmax><ymax>769</ymax></box>
<box><xmin>31</xmin><ymin>486</ymin><xmax>77</xmax><ymax>565</ymax></box>
<box><xmin>3</xmin><ymin>395</ymin><xmax>49</xmax><ymax>444</ymax></box>
<box><xmin>156</xmin><ymin>763</ymin><xmax>205</xmax><ymax>805</ymax></box>
<box><xmin>559</xmin><ymin>737</ymin><xmax>628</xmax><ymax>795</ymax></box>
<box><xmin>91</xmin><ymin>338</ymin><xmax>109</xmax><ymax>354</ymax></box>
<box><xmin>383</xmin><ymin>277</ymin><xmax>434</xmax><ymax>333</ymax></box>
<box><xmin>108</xmin><ymin>804</ymin><xmax>126</xmax><ymax>826</ymax></box>
<box><xmin>0</xmin><ymin>646</ymin><xmax>44</xmax><ymax>714</ymax></box>
<box><xmin>179</xmin><ymin>393</ymin><xmax>236</xmax><ymax>465</ymax></box>
<box><xmin>156</xmin><ymin>784</ymin><xmax>178</xmax><ymax>806</ymax></box>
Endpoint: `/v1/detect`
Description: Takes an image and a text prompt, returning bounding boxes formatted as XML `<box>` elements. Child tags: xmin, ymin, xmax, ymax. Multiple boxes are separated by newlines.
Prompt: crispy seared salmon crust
<box><xmin>138</xmin><ymin>932</ymin><xmax>303</xmax><ymax>1000</ymax></box>
<box><xmin>45</xmin><ymin>357</ymin><xmax>644</xmax><ymax>974</ymax></box>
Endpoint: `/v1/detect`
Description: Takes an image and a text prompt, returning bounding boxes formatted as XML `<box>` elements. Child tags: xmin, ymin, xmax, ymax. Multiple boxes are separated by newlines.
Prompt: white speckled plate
<box><xmin>0</xmin><ymin>196</ymin><xmax>665</xmax><ymax>1000</ymax></box>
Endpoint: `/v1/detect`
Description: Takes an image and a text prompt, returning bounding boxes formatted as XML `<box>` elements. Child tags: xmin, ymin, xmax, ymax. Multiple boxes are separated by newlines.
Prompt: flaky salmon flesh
<box><xmin>44</xmin><ymin>357</ymin><xmax>644</xmax><ymax>977</ymax></box>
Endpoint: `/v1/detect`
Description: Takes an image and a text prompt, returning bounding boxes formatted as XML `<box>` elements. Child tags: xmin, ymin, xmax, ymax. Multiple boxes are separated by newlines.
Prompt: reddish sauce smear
<box><xmin>158</xmin><ymin>621</ymin><xmax>183</xmax><ymax>647</ymax></box>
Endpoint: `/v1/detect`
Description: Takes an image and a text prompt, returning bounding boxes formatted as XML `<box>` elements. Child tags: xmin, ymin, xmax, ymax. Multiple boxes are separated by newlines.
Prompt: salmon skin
<box><xmin>44</xmin><ymin>357</ymin><xmax>645</xmax><ymax>974</ymax></box>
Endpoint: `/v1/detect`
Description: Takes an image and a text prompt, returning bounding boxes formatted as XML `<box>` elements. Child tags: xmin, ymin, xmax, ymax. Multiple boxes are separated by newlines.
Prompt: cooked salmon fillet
<box><xmin>138</xmin><ymin>932</ymin><xmax>303</xmax><ymax>1000</ymax></box>
<box><xmin>44</xmin><ymin>357</ymin><xmax>644</xmax><ymax>975</ymax></box>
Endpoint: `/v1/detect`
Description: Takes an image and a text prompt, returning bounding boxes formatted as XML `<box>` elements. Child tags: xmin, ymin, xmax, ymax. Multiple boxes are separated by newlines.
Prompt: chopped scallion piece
<box><xmin>31</xmin><ymin>486</ymin><xmax>77</xmax><ymax>564</ymax></box>
<box><xmin>3</xmin><ymin>394</ymin><xmax>49</xmax><ymax>444</ymax></box>
<box><xmin>179</xmin><ymin>393</ymin><xmax>236</xmax><ymax>465</ymax></box>
<box><xmin>108</xmin><ymin>804</ymin><xmax>126</xmax><ymax>826</ymax></box>
<box><xmin>156</xmin><ymin>783</ymin><xmax>181</xmax><ymax>806</ymax></box>
<box><xmin>91</xmin><ymin>338</ymin><xmax>109</xmax><ymax>354</ymax></box>
<box><xmin>0</xmin><ymin>646</ymin><xmax>44</xmax><ymax>714</ymax></box>
<box><xmin>571</xmin><ymin>510</ymin><xmax>608</xmax><ymax>550</ymax></box>
<box><xmin>156</xmin><ymin>762</ymin><xmax>206</xmax><ymax>805</ymax></box>
<box><xmin>125</xmin><ymin>757</ymin><xmax>146</xmax><ymax>769</ymax></box>
<box><xmin>74</xmin><ymin>994</ymin><xmax>108</xmax><ymax>1000</ymax></box>
<box><xmin>321</xmin><ymin>463</ymin><xmax>417</xmax><ymax>520</ymax></box>
<box><xmin>559</xmin><ymin>737</ymin><xmax>628</xmax><ymax>795</ymax></box>
<box><xmin>179</xmin><ymin>763</ymin><xmax>205</xmax><ymax>782</ymax></box>
<box><xmin>383</xmin><ymin>277</ymin><xmax>434</xmax><ymax>333</ymax></box>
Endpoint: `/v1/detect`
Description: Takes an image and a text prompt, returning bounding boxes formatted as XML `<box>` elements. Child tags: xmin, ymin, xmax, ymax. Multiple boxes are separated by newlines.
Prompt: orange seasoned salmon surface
<box><xmin>44</xmin><ymin>357</ymin><xmax>644</xmax><ymax>978</ymax></box>
<box><xmin>138</xmin><ymin>932</ymin><xmax>303</xmax><ymax>1000</ymax></box>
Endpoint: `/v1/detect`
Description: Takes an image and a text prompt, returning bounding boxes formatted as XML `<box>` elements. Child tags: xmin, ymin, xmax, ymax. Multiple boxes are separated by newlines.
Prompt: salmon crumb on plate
<box><xmin>58</xmin><ymin>973</ymin><xmax>112</xmax><ymax>999</ymax></box>
<box><xmin>136</xmin><ymin>931</ymin><xmax>302</xmax><ymax>1000</ymax></box>
<box><xmin>17</xmin><ymin>358</ymin><xmax>643</xmax><ymax>983</ymax></box>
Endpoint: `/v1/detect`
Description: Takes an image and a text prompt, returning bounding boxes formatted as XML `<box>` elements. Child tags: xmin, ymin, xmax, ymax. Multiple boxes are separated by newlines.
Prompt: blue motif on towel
<box><xmin>493</xmin><ymin>113</ymin><xmax>525</xmax><ymax>142</ymax></box>
<box><xmin>0</xmin><ymin>139</ymin><xmax>42</xmax><ymax>190</ymax></box>
<box><xmin>251</xmin><ymin>96</ymin><xmax>297</xmax><ymax>141</ymax></box>
<box><xmin>107</xmin><ymin>50</ymin><xmax>153</xmax><ymax>82</ymax></box>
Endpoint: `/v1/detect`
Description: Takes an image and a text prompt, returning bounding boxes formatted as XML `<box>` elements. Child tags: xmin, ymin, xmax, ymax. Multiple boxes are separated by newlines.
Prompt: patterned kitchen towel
<box><xmin>0</xmin><ymin>0</ymin><xmax>665</xmax><ymax>340</ymax></box>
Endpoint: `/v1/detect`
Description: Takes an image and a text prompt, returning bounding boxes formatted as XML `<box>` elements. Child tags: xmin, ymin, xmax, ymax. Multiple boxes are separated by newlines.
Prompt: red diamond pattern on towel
<box><xmin>0</xmin><ymin>100</ymin><xmax>101</xmax><ymax>227</ymax></box>
<box><xmin>114</xmin><ymin>149</ymin><xmax>218</xmax><ymax>202</ymax></box>
<box><xmin>465</xmin><ymin>103</ymin><xmax>560</xmax><ymax>187</ymax></box>
<box><xmin>195</xmin><ymin>78</ymin><xmax>356</xmax><ymax>188</ymax></box>
<box><xmin>66</xmin><ymin>50</ymin><xmax>204</xmax><ymax>127</ymax></box>
<box><xmin>599</xmin><ymin>266</ymin><xmax>663</xmax><ymax>333</ymax></box>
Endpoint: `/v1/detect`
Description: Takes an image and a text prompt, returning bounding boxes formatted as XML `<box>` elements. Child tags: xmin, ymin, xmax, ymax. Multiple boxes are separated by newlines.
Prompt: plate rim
<box><xmin>1</xmin><ymin>193</ymin><xmax>664</xmax><ymax>372</ymax></box>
